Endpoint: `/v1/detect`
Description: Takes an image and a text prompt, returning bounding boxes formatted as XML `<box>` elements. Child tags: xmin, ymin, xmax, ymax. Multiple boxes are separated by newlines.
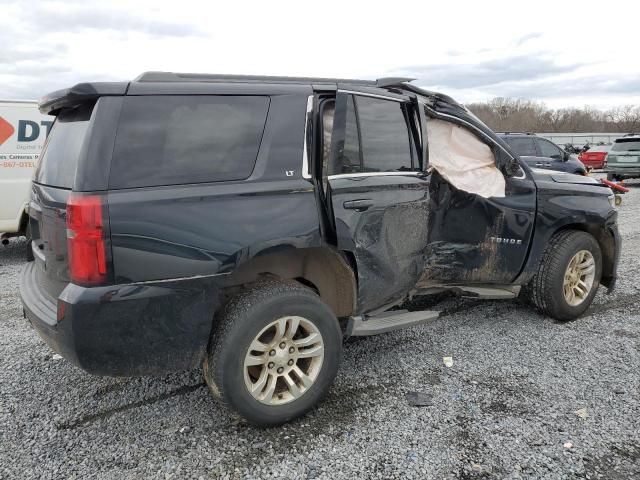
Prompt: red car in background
<box><xmin>579</xmin><ymin>145</ymin><xmax>610</xmax><ymax>170</ymax></box>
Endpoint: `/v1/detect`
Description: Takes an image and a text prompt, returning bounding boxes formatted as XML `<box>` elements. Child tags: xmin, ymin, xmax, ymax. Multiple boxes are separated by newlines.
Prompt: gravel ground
<box><xmin>1</xmin><ymin>178</ymin><xmax>639</xmax><ymax>480</ymax></box>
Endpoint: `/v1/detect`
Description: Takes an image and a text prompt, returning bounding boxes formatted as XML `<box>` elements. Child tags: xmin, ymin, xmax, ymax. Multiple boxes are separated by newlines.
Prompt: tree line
<box><xmin>466</xmin><ymin>98</ymin><xmax>640</xmax><ymax>133</ymax></box>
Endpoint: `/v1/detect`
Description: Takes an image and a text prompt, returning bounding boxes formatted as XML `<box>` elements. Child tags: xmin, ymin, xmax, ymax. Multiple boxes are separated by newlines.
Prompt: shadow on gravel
<box><xmin>584</xmin><ymin>443</ymin><xmax>640</xmax><ymax>480</ymax></box>
<box><xmin>57</xmin><ymin>383</ymin><xmax>206</xmax><ymax>430</ymax></box>
<box><xmin>583</xmin><ymin>292</ymin><xmax>640</xmax><ymax>317</ymax></box>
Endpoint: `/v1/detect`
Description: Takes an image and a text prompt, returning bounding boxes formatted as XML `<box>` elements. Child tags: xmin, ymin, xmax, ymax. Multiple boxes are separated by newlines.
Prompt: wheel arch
<box><xmin>548</xmin><ymin>223</ymin><xmax>616</xmax><ymax>288</ymax></box>
<box><xmin>222</xmin><ymin>247</ymin><xmax>357</xmax><ymax>317</ymax></box>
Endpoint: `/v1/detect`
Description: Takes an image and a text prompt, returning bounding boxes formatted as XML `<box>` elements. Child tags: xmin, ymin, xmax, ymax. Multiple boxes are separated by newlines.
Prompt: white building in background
<box><xmin>538</xmin><ymin>133</ymin><xmax>627</xmax><ymax>146</ymax></box>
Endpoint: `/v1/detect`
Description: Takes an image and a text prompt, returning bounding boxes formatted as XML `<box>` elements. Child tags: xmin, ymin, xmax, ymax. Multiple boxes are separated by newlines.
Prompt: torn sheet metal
<box><xmin>427</xmin><ymin>119</ymin><xmax>506</xmax><ymax>199</ymax></box>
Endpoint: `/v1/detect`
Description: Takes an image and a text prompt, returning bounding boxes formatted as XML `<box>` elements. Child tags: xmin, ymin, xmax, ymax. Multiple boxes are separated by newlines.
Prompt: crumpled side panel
<box><xmin>417</xmin><ymin>171</ymin><xmax>515</xmax><ymax>286</ymax></box>
<box><xmin>349</xmin><ymin>195</ymin><xmax>430</xmax><ymax>312</ymax></box>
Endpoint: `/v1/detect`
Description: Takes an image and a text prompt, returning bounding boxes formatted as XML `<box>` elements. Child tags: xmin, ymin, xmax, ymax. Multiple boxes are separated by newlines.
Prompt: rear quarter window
<box><xmin>109</xmin><ymin>95</ymin><xmax>270</xmax><ymax>189</ymax></box>
<box><xmin>34</xmin><ymin>103</ymin><xmax>94</xmax><ymax>189</ymax></box>
<box><xmin>612</xmin><ymin>140</ymin><xmax>640</xmax><ymax>152</ymax></box>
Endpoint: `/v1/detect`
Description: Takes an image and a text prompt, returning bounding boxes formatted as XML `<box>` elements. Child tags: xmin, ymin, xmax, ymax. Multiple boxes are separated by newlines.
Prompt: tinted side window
<box><xmin>356</xmin><ymin>96</ymin><xmax>412</xmax><ymax>172</ymax></box>
<box><xmin>505</xmin><ymin>137</ymin><xmax>537</xmax><ymax>156</ymax></box>
<box><xmin>35</xmin><ymin>103</ymin><xmax>94</xmax><ymax>189</ymax></box>
<box><xmin>538</xmin><ymin>139</ymin><xmax>562</xmax><ymax>158</ymax></box>
<box><xmin>110</xmin><ymin>96</ymin><xmax>269</xmax><ymax>189</ymax></box>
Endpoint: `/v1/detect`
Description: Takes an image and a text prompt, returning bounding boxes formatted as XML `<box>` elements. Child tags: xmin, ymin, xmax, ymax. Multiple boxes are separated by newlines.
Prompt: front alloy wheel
<box><xmin>244</xmin><ymin>316</ymin><xmax>324</xmax><ymax>405</ymax></box>
<box><xmin>562</xmin><ymin>250</ymin><xmax>596</xmax><ymax>307</ymax></box>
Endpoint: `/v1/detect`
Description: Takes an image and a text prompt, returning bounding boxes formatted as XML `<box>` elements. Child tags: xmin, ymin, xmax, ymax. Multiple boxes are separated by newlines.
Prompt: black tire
<box><xmin>526</xmin><ymin>230</ymin><xmax>602</xmax><ymax>321</ymax></box>
<box><xmin>203</xmin><ymin>280</ymin><xmax>342</xmax><ymax>426</ymax></box>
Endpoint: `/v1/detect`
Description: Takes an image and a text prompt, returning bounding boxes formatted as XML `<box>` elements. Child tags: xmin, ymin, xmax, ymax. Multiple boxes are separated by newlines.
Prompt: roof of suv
<box><xmin>39</xmin><ymin>71</ymin><xmax>463</xmax><ymax>115</ymax></box>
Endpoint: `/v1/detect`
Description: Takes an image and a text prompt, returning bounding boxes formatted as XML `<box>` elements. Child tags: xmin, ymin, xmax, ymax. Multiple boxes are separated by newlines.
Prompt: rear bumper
<box><xmin>604</xmin><ymin>167</ymin><xmax>640</xmax><ymax>178</ymax></box>
<box><xmin>20</xmin><ymin>262</ymin><xmax>222</xmax><ymax>376</ymax></box>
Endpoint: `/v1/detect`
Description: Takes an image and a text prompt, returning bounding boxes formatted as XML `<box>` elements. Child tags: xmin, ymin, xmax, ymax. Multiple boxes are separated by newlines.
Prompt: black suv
<box><xmin>21</xmin><ymin>73</ymin><xmax>620</xmax><ymax>425</ymax></box>
<box><xmin>498</xmin><ymin>132</ymin><xmax>587</xmax><ymax>175</ymax></box>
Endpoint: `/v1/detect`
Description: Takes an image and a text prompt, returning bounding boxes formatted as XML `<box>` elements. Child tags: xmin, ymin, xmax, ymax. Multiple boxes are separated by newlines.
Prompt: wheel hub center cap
<box><xmin>273</xmin><ymin>347</ymin><xmax>293</xmax><ymax>367</ymax></box>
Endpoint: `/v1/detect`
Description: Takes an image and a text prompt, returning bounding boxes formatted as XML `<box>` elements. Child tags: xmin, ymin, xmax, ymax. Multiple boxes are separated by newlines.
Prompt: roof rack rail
<box><xmin>135</xmin><ymin>71</ymin><xmax>379</xmax><ymax>86</ymax></box>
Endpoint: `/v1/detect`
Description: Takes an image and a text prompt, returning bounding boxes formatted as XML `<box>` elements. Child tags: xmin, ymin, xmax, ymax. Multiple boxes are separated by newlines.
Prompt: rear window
<box><xmin>34</xmin><ymin>103</ymin><xmax>94</xmax><ymax>189</ymax></box>
<box><xmin>504</xmin><ymin>137</ymin><xmax>537</xmax><ymax>157</ymax></box>
<box><xmin>109</xmin><ymin>95</ymin><xmax>269</xmax><ymax>189</ymax></box>
<box><xmin>612</xmin><ymin>139</ymin><xmax>640</xmax><ymax>152</ymax></box>
<box><xmin>586</xmin><ymin>145</ymin><xmax>610</xmax><ymax>153</ymax></box>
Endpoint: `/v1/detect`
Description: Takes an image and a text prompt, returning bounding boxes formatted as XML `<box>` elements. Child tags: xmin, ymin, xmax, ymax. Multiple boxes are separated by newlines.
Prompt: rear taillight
<box><xmin>66</xmin><ymin>193</ymin><xmax>109</xmax><ymax>286</ymax></box>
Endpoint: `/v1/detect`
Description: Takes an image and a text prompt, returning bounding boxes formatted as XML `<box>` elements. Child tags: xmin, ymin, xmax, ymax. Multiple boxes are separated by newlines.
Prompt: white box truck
<box><xmin>0</xmin><ymin>100</ymin><xmax>52</xmax><ymax>244</ymax></box>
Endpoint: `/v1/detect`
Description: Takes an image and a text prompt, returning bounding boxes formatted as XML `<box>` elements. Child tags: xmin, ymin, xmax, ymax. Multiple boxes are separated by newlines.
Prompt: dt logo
<box><xmin>0</xmin><ymin>116</ymin><xmax>15</xmax><ymax>146</ymax></box>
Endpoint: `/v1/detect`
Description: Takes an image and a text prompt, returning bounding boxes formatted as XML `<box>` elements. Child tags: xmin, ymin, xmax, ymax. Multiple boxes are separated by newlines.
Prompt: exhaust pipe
<box><xmin>1</xmin><ymin>233</ymin><xmax>12</xmax><ymax>245</ymax></box>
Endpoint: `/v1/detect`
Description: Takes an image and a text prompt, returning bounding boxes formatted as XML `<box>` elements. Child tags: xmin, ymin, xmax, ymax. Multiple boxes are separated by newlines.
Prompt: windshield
<box><xmin>612</xmin><ymin>139</ymin><xmax>640</xmax><ymax>152</ymax></box>
<box><xmin>34</xmin><ymin>103</ymin><xmax>94</xmax><ymax>188</ymax></box>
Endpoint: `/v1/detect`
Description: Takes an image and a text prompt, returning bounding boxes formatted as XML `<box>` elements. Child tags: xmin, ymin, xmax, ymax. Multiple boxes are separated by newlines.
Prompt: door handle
<box><xmin>343</xmin><ymin>199</ymin><xmax>374</xmax><ymax>211</ymax></box>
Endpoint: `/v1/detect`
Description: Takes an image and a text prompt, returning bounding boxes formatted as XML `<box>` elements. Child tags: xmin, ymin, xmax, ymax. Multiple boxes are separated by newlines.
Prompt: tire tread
<box><xmin>526</xmin><ymin>230</ymin><xmax>600</xmax><ymax>320</ymax></box>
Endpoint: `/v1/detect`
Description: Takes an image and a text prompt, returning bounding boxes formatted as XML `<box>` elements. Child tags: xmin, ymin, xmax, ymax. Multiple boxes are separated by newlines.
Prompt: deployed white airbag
<box><xmin>427</xmin><ymin>119</ymin><xmax>505</xmax><ymax>198</ymax></box>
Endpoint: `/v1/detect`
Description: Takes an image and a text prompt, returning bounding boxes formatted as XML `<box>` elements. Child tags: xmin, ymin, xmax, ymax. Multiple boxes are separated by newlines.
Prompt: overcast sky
<box><xmin>2</xmin><ymin>0</ymin><xmax>639</xmax><ymax>109</ymax></box>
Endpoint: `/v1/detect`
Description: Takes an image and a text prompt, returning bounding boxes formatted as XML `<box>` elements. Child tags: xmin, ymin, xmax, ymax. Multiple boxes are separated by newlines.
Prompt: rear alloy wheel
<box><xmin>244</xmin><ymin>316</ymin><xmax>324</xmax><ymax>405</ymax></box>
<box><xmin>526</xmin><ymin>230</ymin><xmax>602</xmax><ymax>320</ymax></box>
<box><xmin>204</xmin><ymin>280</ymin><xmax>341</xmax><ymax>426</ymax></box>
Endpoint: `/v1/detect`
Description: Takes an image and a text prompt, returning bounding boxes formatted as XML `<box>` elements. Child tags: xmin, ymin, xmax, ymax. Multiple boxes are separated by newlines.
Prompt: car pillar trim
<box><xmin>302</xmin><ymin>95</ymin><xmax>313</xmax><ymax>180</ymax></box>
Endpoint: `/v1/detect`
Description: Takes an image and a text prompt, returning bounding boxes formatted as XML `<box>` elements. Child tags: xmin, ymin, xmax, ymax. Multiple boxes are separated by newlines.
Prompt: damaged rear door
<box><xmin>326</xmin><ymin>90</ymin><xmax>429</xmax><ymax>314</ymax></box>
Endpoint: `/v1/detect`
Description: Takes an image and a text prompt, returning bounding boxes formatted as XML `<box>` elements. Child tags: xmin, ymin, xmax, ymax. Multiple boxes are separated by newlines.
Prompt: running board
<box><xmin>457</xmin><ymin>285</ymin><xmax>520</xmax><ymax>299</ymax></box>
<box><xmin>347</xmin><ymin>309</ymin><xmax>440</xmax><ymax>337</ymax></box>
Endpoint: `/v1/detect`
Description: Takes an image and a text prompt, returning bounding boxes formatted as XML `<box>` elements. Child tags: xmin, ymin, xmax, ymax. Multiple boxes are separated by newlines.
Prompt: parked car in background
<box><xmin>579</xmin><ymin>144</ymin><xmax>610</xmax><ymax>170</ymax></box>
<box><xmin>498</xmin><ymin>132</ymin><xmax>587</xmax><ymax>175</ymax></box>
<box><xmin>606</xmin><ymin>135</ymin><xmax>640</xmax><ymax>181</ymax></box>
<box><xmin>0</xmin><ymin>100</ymin><xmax>52</xmax><ymax>246</ymax></box>
<box><xmin>21</xmin><ymin>73</ymin><xmax>619</xmax><ymax>426</ymax></box>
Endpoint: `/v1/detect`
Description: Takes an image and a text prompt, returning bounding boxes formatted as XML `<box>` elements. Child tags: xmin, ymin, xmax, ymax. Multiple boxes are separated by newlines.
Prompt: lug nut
<box><xmin>279</xmin><ymin>342</ymin><xmax>286</xmax><ymax>349</ymax></box>
<box><xmin>268</xmin><ymin>362</ymin><xmax>275</xmax><ymax>369</ymax></box>
<box><xmin>287</xmin><ymin>359</ymin><xmax>294</xmax><ymax>366</ymax></box>
<box><xmin>277</xmin><ymin>367</ymin><xmax>284</xmax><ymax>374</ymax></box>
<box><xmin>289</xmin><ymin>347</ymin><xmax>295</xmax><ymax>354</ymax></box>
<box><xmin>269</xmin><ymin>350</ymin><xmax>276</xmax><ymax>356</ymax></box>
